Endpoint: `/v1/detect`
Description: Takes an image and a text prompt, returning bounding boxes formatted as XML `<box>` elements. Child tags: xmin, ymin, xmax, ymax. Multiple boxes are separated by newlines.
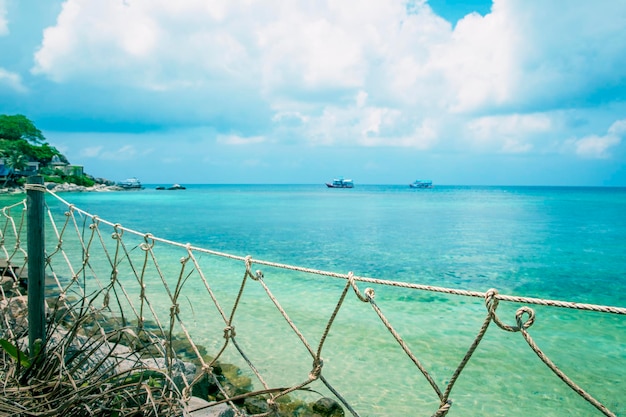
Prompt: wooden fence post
<box><xmin>27</xmin><ymin>175</ymin><xmax>46</xmax><ymax>357</ymax></box>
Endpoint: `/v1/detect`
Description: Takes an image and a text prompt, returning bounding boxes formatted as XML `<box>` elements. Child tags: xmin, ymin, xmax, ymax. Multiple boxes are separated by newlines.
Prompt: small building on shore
<box><xmin>49</xmin><ymin>156</ymin><xmax>84</xmax><ymax>177</ymax></box>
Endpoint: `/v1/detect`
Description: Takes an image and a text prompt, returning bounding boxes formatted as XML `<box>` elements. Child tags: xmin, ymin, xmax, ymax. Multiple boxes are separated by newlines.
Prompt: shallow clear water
<box><xmin>3</xmin><ymin>184</ymin><xmax>625</xmax><ymax>416</ymax></box>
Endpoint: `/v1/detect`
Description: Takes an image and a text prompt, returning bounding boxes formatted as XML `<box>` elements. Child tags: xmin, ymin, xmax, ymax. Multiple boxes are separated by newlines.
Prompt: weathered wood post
<box><xmin>27</xmin><ymin>175</ymin><xmax>46</xmax><ymax>357</ymax></box>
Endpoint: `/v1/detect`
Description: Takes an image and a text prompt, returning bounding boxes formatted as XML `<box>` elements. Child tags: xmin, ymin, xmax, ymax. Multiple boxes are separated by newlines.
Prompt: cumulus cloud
<box><xmin>467</xmin><ymin>113</ymin><xmax>552</xmax><ymax>153</ymax></box>
<box><xmin>569</xmin><ymin>119</ymin><xmax>625</xmax><ymax>159</ymax></box>
<box><xmin>12</xmin><ymin>0</ymin><xmax>626</xmax><ymax>185</ymax></box>
<box><xmin>32</xmin><ymin>3</ymin><xmax>623</xmax><ymax>117</ymax></box>
<box><xmin>0</xmin><ymin>0</ymin><xmax>7</xmax><ymax>36</ymax></box>
<box><xmin>0</xmin><ymin>68</ymin><xmax>26</xmax><ymax>92</ymax></box>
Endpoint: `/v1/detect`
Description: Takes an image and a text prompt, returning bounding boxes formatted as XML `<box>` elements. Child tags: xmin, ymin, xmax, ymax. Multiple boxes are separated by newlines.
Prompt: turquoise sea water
<box><xmin>2</xmin><ymin>185</ymin><xmax>625</xmax><ymax>416</ymax></box>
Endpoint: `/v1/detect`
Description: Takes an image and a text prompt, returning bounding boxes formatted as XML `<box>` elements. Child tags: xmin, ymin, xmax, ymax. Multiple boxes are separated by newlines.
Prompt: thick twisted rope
<box><xmin>7</xmin><ymin>189</ymin><xmax>621</xmax><ymax>417</ymax></box>
<box><xmin>486</xmin><ymin>289</ymin><xmax>616</xmax><ymax>417</ymax></box>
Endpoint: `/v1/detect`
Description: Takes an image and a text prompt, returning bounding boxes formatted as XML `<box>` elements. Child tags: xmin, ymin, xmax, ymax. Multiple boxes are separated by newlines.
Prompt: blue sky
<box><xmin>1</xmin><ymin>0</ymin><xmax>625</xmax><ymax>186</ymax></box>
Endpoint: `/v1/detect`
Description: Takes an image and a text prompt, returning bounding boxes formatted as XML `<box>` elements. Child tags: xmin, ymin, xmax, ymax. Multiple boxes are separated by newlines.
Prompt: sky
<box><xmin>1</xmin><ymin>0</ymin><xmax>625</xmax><ymax>186</ymax></box>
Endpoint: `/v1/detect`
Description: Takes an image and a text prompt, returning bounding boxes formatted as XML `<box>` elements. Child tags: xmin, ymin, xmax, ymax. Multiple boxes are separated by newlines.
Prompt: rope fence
<box><xmin>0</xmin><ymin>186</ymin><xmax>624</xmax><ymax>417</ymax></box>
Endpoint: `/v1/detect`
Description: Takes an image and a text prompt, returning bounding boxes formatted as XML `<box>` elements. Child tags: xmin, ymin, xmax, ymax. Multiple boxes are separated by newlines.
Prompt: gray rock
<box><xmin>184</xmin><ymin>397</ymin><xmax>237</xmax><ymax>417</ymax></box>
<box><xmin>312</xmin><ymin>397</ymin><xmax>344</xmax><ymax>417</ymax></box>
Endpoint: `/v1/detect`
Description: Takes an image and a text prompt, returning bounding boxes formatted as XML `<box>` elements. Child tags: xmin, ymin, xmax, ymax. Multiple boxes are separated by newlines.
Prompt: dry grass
<box><xmin>0</xmin><ymin>288</ymin><xmax>184</xmax><ymax>417</ymax></box>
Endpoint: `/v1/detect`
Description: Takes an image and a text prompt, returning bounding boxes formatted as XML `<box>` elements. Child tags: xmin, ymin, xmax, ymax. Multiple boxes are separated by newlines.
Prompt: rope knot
<box><xmin>89</xmin><ymin>216</ymin><xmax>100</xmax><ymax>230</ymax></box>
<box><xmin>170</xmin><ymin>303</ymin><xmax>180</xmax><ymax>316</ymax></box>
<box><xmin>432</xmin><ymin>400</ymin><xmax>452</xmax><ymax>416</ymax></box>
<box><xmin>485</xmin><ymin>288</ymin><xmax>499</xmax><ymax>313</ymax></box>
<box><xmin>64</xmin><ymin>205</ymin><xmax>75</xmax><ymax>217</ymax></box>
<box><xmin>348</xmin><ymin>272</ymin><xmax>371</xmax><ymax>302</ymax></box>
<box><xmin>223</xmin><ymin>325</ymin><xmax>236</xmax><ymax>339</ymax></box>
<box><xmin>140</xmin><ymin>234</ymin><xmax>155</xmax><ymax>251</ymax></box>
<box><xmin>112</xmin><ymin>224</ymin><xmax>124</xmax><ymax>240</ymax></box>
<box><xmin>266</xmin><ymin>398</ymin><xmax>278</xmax><ymax>412</ymax></box>
<box><xmin>309</xmin><ymin>358</ymin><xmax>324</xmax><ymax>380</ymax></box>
<box><xmin>24</xmin><ymin>183</ymin><xmax>47</xmax><ymax>192</ymax></box>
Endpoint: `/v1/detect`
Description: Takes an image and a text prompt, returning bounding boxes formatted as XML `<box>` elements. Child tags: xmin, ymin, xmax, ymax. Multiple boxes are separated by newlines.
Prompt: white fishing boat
<box><xmin>117</xmin><ymin>177</ymin><xmax>143</xmax><ymax>190</ymax></box>
<box><xmin>409</xmin><ymin>180</ymin><xmax>433</xmax><ymax>189</ymax></box>
<box><xmin>326</xmin><ymin>178</ymin><xmax>354</xmax><ymax>188</ymax></box>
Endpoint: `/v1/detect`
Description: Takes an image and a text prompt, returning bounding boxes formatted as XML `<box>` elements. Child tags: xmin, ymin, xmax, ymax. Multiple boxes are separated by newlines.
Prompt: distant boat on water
<box><xmin>326</xmin><ymin>178</ymin><xmax>354</xmax><ymax>188</ymax></box>
<box><xmin>156</xmin><ymin>184</ymin><xmax>186</xmax><ymax>190</ymax></box>
<box><xmin>117</xmin><ymin>177</ymin><xmax>143</xmax><ymax>190</ymax></box>
<box><xmin>409</xmin><ymin>180</ymin><xmax>433</xmax><ymax>189</ymax></box>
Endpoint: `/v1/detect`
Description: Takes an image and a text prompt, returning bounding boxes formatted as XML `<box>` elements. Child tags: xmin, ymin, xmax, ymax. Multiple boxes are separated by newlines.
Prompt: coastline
<box><xmin>0</xmin><ymin>182</ymin><xmax>127</xmax><ymax>194</ymax></box>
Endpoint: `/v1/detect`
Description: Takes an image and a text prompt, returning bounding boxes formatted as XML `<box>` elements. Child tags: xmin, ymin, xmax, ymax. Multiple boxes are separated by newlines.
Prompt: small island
<box><xmin>0</xmin><ymin>114</ymin><xmax>120</xmax><ymax>193</ymax></box>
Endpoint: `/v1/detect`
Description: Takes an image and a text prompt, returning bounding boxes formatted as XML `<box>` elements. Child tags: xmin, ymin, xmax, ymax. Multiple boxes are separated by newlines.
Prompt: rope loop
<box><xmin>486</xmin><ymin>288</ymin><xmax>536</xmax><ymax>332</ymax></box>
<box><xmin>223</xmin><ymin>325</ymin><xmax>236</xmax><ymax>339</ymax></box>
<box><xmin>485</xmin><ymin>288</ymin><xmax>499</xmax><ymax>313</ymax></box>
<box><xmin>515</xmin><ymin>306</ymin><xmax>535</xmax><ymax>330</ymax></box>
<box><xmin>140</xmin><ymin>233</ymin><xmax>155</xmax><ymax>251</ymax></box>
<box><xmin>24</xmin><ymin>183</ymin><xmax>47</xmax><ymax>192</ymax></box>
<box><xmin>112</xmin><ymin>224</ymin><xmax>124</xmax><ymax>240</ymax></box>
<box><xmin>348</xmin><ymin>272</ymin><xmax>373</xmax><ymax>302</ymax></box>
<box><xmin>64</xmin><ymin>204</ymin><xmax>75</xmax><ymax>217</ymax></box>
<box><xmin>243</xmin><ymin>255</ymin><xmax>264</xmax><ymax>281</ymax></box>
<box><xmin>309</xmin><ymin>358</ymin><xmax>324</xmax><ymax>380</ymax></box>
<box><xmin>485</xmin><ymin>288</ymin><xmax>515</xmax><ymax>331</ymax></box>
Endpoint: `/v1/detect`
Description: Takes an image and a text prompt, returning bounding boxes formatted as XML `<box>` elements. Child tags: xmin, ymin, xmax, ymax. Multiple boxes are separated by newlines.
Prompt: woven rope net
<box><xmin>1</xmin><ymin>189</ymin><xmax>624</xmax><ymax>417</ymax></box>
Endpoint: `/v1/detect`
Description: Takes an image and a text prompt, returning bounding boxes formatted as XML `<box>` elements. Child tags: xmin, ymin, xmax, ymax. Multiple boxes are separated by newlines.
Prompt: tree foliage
<box><xmin>0</xmin><ymin>114</ymin><xmax>46</xmax><ymax>144</ymax></box>
<box><xmin>0</xmin><ymin>113</ymin><xmax>94</xmax><ymax>188</ymax></box>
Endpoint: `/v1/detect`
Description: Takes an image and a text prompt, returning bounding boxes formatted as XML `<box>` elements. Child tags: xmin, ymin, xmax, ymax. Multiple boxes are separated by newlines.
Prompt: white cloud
<box><xmin>467</xmin><ymin>113</ymin><xmax>552</xmax><ymax>153</ymax></box>
<box><xmin>0</xmin><ymin>0</ymin><xmax>7</xmax><ymax>36</ymax></box>
<box><xmin>31</xmin><ymin>0</ymin><xmax>626</xmax><ymax>112</ymax></box>
<box><xmin>569</xmin><ymin>119</ymin><xmax>624</xmax><ymax>159</ymax></box>
<box><xmin>79</xmin><ymin>143</ymin><xmax>154</xmax><ymax>161</ymax></box>
<box><xmin>80</xmin><ymin>146</ymin><xmax>103</xmax><ymax>158</ymax></box>
<box><xmin>217</xmin><ymin>134</ymin><xmax>265</xmax><ymax>146</ymax></box>
<box><xmin>0</xmin><ymin>68</ymin><xmax>26</xmax><ymax>92</ymax></box>
<box><xmin>16</xmin><ymin>0</ymin><xmax>626</xmax><ymax>182</ymax></box>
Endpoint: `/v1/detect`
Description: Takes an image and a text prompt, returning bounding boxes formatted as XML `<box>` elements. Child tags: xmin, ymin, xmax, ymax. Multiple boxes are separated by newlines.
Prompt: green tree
<box><xmin>0</xmin><ymin>114</ymin><xmax>46</xmax><ymax>144</ymax></box>
<box><xmin>1</xmin><ymin>150</ymin><xmax>28</xmax><ymax>187</ymax></box>
<box><xmin>6</xmin><ymin>150</ymin><xmax>27</xmax><ymax>171</ymax></box>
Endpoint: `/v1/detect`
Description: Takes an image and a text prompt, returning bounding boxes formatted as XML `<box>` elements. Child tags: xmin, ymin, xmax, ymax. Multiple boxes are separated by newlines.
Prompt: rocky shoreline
<box><xmin>1</xmin><ymin>182</ymin><xmax>129</xmax><ymax>194</ymax></box>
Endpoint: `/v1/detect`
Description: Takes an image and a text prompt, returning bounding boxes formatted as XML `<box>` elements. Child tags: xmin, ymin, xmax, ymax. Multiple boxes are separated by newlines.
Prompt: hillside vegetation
<box><xmin>0</xmin><ymin>114</ymin><xmax>99</xmax><ymax>188</ymax></box>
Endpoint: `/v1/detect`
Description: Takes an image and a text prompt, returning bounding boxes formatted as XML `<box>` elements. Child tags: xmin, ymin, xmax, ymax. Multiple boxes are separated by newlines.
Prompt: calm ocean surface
<box><xmin>2</xmin><ymin>184</ymin><xmax>625</xmax><ymax>416</ymax></box>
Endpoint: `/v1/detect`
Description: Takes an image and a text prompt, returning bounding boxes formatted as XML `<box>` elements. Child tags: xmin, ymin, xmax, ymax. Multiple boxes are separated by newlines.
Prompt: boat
<box><xmin>117</xmin><ymin>177</ymin><xmax>143</xmax><ymax>190</ymax></box>
<box><xmin>156</xmin><ymin>184</ymin><xmax>186</xmax><ymax>190</ymax></box>
<box><xmin>409</xmin><ymin>180</ymin><xmax>433</xmax><ymax>189</ymax></box>
<box><xmin>326</xmin><ymin>178</ymin><xmax>354</xmax><ymax>188</ymax></box>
